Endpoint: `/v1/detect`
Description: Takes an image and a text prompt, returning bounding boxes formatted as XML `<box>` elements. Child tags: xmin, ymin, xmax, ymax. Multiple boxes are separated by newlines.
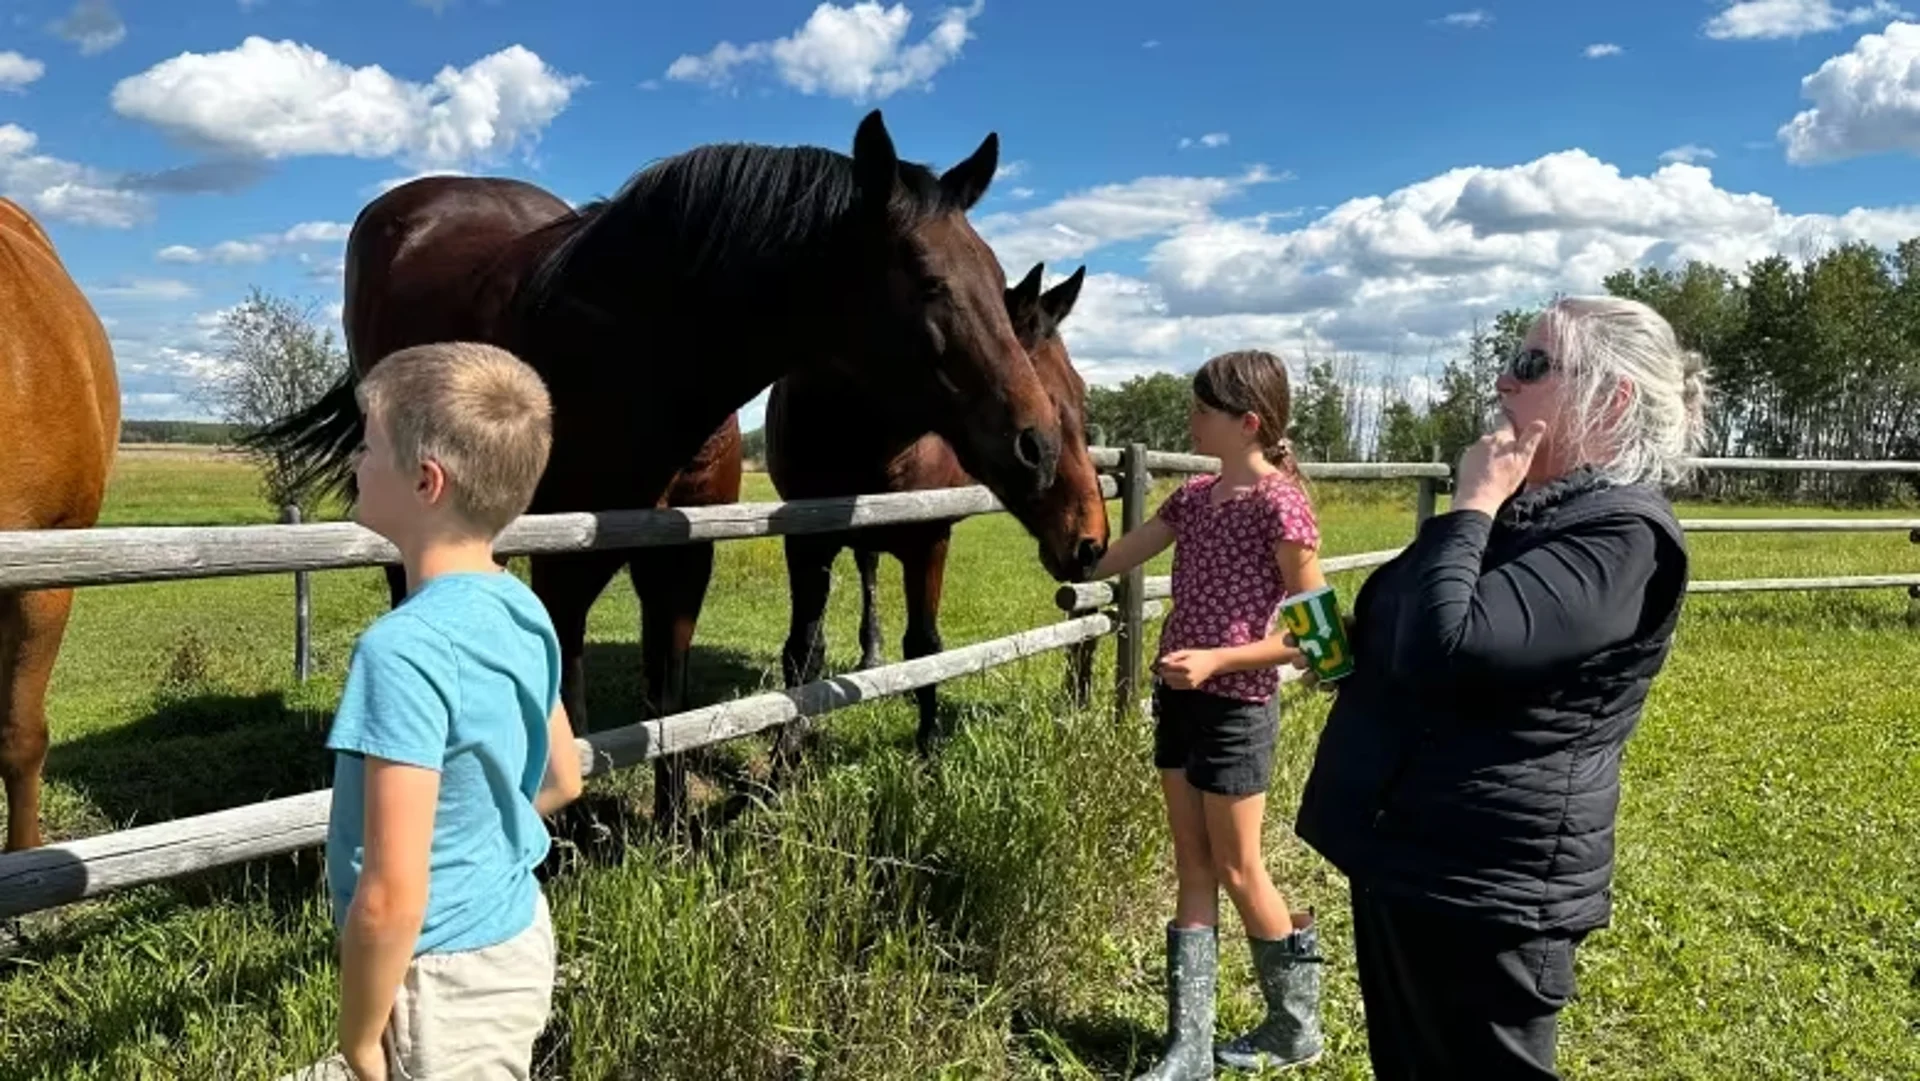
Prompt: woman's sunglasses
<box><xmin>1505</xmin><ymin>347</ymin><xmax>1558</xmax><ymax>383</ymax></box>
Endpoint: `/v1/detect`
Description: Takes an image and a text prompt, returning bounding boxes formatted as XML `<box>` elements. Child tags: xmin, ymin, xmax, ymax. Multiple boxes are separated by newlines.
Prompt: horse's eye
<box><xmin>919</xmin><ymin>276</ymin><xmax>949</xmax><ymax>302</ymax></box>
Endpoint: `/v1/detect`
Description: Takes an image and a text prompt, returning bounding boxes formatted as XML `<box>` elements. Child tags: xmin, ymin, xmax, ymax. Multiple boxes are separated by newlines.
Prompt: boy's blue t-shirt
<box><xmin>325</xmin><ymin>570</ymin><xmax>562</xmax><ymax>956</ymax></box>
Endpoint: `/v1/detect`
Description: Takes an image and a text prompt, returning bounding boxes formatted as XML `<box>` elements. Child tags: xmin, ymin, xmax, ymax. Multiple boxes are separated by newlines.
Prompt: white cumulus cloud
<box><xmin>0</xmin><ymin>51</ymin><xmax>46</xmax><ymax>91</ymax></box>
<box><xmin>979</xmin><ymin>166</ymin><xmax>1284</xmax><ymax>272</ymax></box>
<box><xmin>0</xmin><ymin>124</ymin><xmax>150</xmax><ymax>227</ymax></box>
<box><xmin>667</xmin><ymin>1</ymin><xmax>984</xmax><ymax>101</ymax></box>
<box><xmin>154</xmin><ymin>220</ymin><xmax>353</xmax><ymax>264</ymax></box>
<box><xmin>50</xmin><ymin>0</ymin><xmax>125</xmax><ymax>55</ymax></box>
<box><xmin>279</xmin><ymin>220</ymin><xmax>352</xmax><ymax>243</ymax></box>
<box><xmin>1660</xmin><ymin>144</ymin><xmax>1718</xmax><ymax>164</ymax></box>
<box><xmin>1778</xmin><ymin>21</ymin><xmax>1920</xmax><ymax>162</ymax></box>
<box><xmin>1584</xmin><ymin>43</ymin><xmax>1623</xmax><ymax>58</ymax></box>
<box><xmin>1704</xmin><ymin>0</ymin><xmax>1909</xmax><ymax>40</ymax></box>
<box><xmin>110</xmin><ymin>37</ymin><xmax>585</xmax><ymax>170</ymax></box>
<box><xmin>94</xmin><ymin>278</ymin><xmax>198</xmax><ymax>301</ymax></box>
<box><xmin>1179</xmin><ymin>132</ymin><xmax>1231</xmax><ymax>149</ymax></box>
<box><xmin>1437</xmin><ymin>10</ymin><xmax>1492</xmax><ymax>28</ymax></box>
<box><xmin>1030</xmin><ymin>150</ymin><xmax>1920</xmax><ymax>387</ymax></box>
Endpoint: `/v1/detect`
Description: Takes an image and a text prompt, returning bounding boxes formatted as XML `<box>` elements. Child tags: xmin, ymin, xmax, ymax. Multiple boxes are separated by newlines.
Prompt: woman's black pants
<box><xmin>1351</xmin><ymin>885</ymin><xmax>1586</xmax><ymax>1080</ymax></box>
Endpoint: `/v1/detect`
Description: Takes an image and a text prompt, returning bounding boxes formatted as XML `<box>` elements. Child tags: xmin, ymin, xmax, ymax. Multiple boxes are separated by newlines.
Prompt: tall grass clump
<box><xmin>547</xmin><ymin>684</ymin><xmax>1166</xmax><ymax>1079</ymax></box>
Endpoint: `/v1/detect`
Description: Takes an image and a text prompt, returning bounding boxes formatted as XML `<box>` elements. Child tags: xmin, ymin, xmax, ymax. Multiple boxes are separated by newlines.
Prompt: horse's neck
<box><xmin>785</xmin><ymin>366</ymin><xmax>938</xmax><ymax>459</ymax></box>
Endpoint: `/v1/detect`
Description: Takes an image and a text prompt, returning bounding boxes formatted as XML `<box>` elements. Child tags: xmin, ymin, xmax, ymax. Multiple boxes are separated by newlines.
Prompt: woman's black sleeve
<box><xmin>1385</xmin><ymin>509</ymin><xmax>1659</xmax><ymax>684</ymax></box>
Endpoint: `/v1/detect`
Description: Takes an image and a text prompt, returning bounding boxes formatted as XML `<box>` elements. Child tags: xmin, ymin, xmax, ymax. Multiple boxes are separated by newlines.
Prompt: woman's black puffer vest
<box><xmin>1294</xmin><ymin>468</ymin><xmax>1690</xmax><ymax>933</ymax></box>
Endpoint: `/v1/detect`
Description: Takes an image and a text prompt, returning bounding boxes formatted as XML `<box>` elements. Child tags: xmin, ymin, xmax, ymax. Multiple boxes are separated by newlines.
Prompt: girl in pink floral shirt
<box><xmin>1092</xmin><ymin>350</ymin><xmax>1329</xmax><ymax>1078</ymax></box>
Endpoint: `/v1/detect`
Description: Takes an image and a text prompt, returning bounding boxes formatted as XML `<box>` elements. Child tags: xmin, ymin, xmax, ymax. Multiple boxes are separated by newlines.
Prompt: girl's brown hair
<box><xmin>1192</xmin><ymin>349</ymin><xmax>1300</xmax><ymax>478</ymax></box>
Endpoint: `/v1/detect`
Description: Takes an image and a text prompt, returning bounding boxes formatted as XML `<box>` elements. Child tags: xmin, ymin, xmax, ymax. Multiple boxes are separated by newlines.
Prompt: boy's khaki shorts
<box><xmin>283</xmin><ymin>892</ymin><xmax>556</xmax><ymax>1080</ymax></box>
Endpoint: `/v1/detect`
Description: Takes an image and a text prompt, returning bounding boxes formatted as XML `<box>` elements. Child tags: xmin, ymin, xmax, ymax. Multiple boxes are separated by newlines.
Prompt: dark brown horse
<box><xmin>766</xmin><ymin>263</ymin><xmax>1103</xmax><ymax>752</ymax></box>
<box><xmin>250</xmin><ymin>111</ymin><xmax>1078</xmax><ymax>824</ymax></box>
<box><xmin>0</xmin><ymin>198</ymin><xmax>120</xmax><ymax>851</ymax></box>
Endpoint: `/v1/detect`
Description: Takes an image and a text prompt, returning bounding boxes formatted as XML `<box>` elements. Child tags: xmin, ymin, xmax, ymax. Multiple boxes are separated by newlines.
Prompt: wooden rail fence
<box><xmin>0</xmin><ymin>446</ymin><xmax>1912</xmax><ymax>918</ymax></box>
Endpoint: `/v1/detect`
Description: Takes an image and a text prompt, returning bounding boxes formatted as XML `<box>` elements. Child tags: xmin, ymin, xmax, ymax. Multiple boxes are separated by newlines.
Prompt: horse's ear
<box><xmin>939</xmin><ymin>131</ymin><xmax>998</xmax><ymax>210</ymax></box>
<box><xmin>1042</xmin><ymin>266</ymin><xmax>1087</xmax><ymax>323</ymax></box>
<box><xmin>1007</xmin><ymin>262</ymin><xmax>1044</xmax><ymax>311</ymax></box>
<box><xmin>853</xmin><ymin>109</ymin><xmax>899</xmax><ymax>213</ymax></box>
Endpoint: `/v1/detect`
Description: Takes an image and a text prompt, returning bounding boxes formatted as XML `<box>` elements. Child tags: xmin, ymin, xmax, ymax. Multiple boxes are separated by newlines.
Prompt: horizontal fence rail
<box><xmin>1683</xmin><ymin>458</ymin><xmax>1920</xmax><ymax>474</ymax></box>
<box><xmin>1087</xmin><ymin>448</ymin><xmax>1920</xmax><ymax>479</ymax></box>
<box><xmin>1087</xmin><ymin>448</ymin><xmax>1451</xmax><ymax>479</ymax></box>
<box><xmin>0</xmin><ymin>611</ymin><xmax>1147</xmax><ymax>920</ymax></box>
<box><xmin>1678</xmin><ymin>519</ymin><xmax>1920</xmax><ymax>536</ymax></box>
<box><xmin>0</xmin><ymin>478</ymin><xmax>1118</xmax><ymax>592</ymax></box>
<box><xmin>1055</xmin><ymin>548</ymin><xmax>1407</xmax><ymax>612</ymax></box>
<box><xmin>1690</xmin><ymin>574</ymin><xmax>1920</xmax><ymax>594</ymax></box>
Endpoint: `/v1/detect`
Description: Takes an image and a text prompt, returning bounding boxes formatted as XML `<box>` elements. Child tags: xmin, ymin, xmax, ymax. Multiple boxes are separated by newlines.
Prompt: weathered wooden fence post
<box><xmin>284</xmin><ymin>504</ymin><xmax>310</xmax><ymax>683</ymax></box>
<box><xmin>1414</xmin><ymin>443</ymin><xmax>1441</xmax><ymax>528</ymax></box>
<box><xmin>1113</xmin><ymin>443</ymin><xmax>1149</xmax><ymax>723</ymax></box>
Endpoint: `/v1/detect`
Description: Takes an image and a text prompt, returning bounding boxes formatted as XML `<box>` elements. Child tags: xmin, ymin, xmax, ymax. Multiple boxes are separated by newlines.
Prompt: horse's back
<box><xmin>766</xmin><ymin>372</ymin><xmax>967</xmax><ymax>503</ymax></box>
<box><xmin>0</xmin><ymin>199</ymin><xmax>119</xmax><ymax>531</ymax></box>
<box><xmin>344</xmin><ymin>176</ymin><xmax>574</xmax><ymax>374</ymax></box>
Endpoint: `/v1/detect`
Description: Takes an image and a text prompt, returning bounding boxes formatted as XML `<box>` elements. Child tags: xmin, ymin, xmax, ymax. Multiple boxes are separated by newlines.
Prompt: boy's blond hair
<box><xmin>356</xmin><ymin>342</ymin><xmax>553</xmax><ymax>536</ymax></box>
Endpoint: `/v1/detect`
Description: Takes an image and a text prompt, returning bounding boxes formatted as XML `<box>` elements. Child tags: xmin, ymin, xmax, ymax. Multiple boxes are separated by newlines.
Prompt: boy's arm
<box><xmin>339</xmin><ymin>757</ymin><xmax>438</xmax><ymax>1076</ymax></box>
<box><xmin>534</xmin><ymin>701</ymin><xmax>584</xmax><ymax>818</ymax></box>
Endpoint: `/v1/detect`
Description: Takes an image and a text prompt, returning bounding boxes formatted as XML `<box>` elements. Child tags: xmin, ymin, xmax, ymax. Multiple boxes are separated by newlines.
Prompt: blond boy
<box><xmin>313</xmin><ymin>342</ymin><xmax>583</xmax><ymax>1080</ymax></box>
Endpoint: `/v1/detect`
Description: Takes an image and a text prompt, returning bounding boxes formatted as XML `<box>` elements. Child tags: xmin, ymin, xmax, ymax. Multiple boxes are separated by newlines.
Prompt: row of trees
<box><xmin>1085</xmin><ymin>239</ymin><xmax>1920</xmax><ymax>502</ymax></box>
<box><xmin>205</xmin><ymin>236</ymin><xmax>1920</xmax><ymax>510</ymax></box>
<box><xmin>1086</xmin><ymin>310</ymin><xmax>1528</xmax><ymax>473</ymax></box>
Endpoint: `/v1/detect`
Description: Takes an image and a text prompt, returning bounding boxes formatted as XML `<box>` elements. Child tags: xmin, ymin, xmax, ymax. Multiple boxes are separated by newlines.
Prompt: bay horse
<box><xmin>766</xmin><ymin>263</ymin><xmax>1102</xmax><ymax>753</ymax></box>
<box><xmin>249</xmin><ymin>111</ymin><xmax>1092</xmax><ymax>826</ymax></box>
<box><xmin>0</xmin><ymin>198</ymin><xmax>120</xmax><ymax>851</ymax></box>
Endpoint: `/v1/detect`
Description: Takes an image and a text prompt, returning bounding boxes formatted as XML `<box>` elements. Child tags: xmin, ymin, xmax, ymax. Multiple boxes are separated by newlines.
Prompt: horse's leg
<box><xmin>627</xmin><ymin>543</ymin><xmax>716</xmax><ymax>831</ymax></box>
<box><xmin>774</xmin><ymin>533</ymin><xmax>840</xmax><ymax>778</ymax></box>
<box><xmin>899</xmin><ymin>526</ymin><xmax>952</xmax><ymax>756</ymax></box>
<box><xmin>0</xmin><ymin>588</ymin><xmax>74</xmax><ymax>852</ymax></box>
<box><xmin>854</xmin><ymin>546</ymin><xmax>884</xmax><ymax>670</ymax></box>
<box><xmin>530</xmin><ymin>551</ymin><xmax>626</xmax><ymax>738</ymax></box>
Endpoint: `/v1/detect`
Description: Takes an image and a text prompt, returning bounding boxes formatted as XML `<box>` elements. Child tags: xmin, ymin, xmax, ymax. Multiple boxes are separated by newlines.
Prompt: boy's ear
<box><xmin>417</xmin><ymin>458</ymin><xmax>450</xmax><ymax>506</ymax></box>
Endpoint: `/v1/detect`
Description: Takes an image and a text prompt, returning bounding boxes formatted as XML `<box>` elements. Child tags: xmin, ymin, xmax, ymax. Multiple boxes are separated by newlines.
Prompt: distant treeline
<box><xmin>121</xmin><ymin>420</ymin><xmax>242</xmax><ymax>445</ymax></box>
<box><xmin>1078</xmin><ymin>238</ymin><xmax>1920</xmax><ymax>507</ymax></box>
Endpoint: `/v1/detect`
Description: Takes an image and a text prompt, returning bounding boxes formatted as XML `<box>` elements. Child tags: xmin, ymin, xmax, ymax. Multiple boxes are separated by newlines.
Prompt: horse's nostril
<box><xmin>1013</xmin><ymin>427</ymin><xmax>1046</xmax><ymax>471</ymax></box>
<box><xmin>1076</xmin><ymin>538</ymin><xmax>1104</xmax><ymax>572</ymax></box>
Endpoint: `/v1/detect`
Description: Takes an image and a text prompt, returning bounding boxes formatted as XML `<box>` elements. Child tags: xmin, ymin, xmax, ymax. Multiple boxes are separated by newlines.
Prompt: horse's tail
<box><xmin>238</xmin><ymin>370</ymin><xmax>364</xmax><ymax>506</ymax></box>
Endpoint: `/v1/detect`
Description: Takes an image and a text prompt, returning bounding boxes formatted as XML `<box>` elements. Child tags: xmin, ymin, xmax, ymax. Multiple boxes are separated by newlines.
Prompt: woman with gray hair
<box><xmin>1291</xmin><ymin>296</ymin><xmax>1706</xmax><ymax>1078</ymax></box>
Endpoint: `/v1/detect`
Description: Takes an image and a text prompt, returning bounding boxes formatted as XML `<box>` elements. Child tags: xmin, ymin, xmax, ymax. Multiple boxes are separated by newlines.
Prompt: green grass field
<box><xmin>1</xmin><ymin>444</ymin><xmax>1917</xmax><ymax>1080</ymax></box>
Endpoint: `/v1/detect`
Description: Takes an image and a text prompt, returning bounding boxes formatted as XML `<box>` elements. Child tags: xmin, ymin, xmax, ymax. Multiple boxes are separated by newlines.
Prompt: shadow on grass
<box><xmin>1015</xmin><ymin>1009</ymin><xmax>1162</xmax><ymax>1077</ymax></box>
<box><xmin>578</xmin><ymin>641</ymin><xmax>779</xmax><ymax>730</ymax></box>
<box><xmin>5</xmin><ymin>932</ymin><xmax>334</xmax><ymax>1079</ymax></box>
<box><xmin>1679</xmin><ymin>589</ymin><xmax>1920</xmax><ymax>633</ymax></box>
<box><xmin>45</xmin><ymin>691</ymin><xmax>333</xmax><ymax>834</ymax></box>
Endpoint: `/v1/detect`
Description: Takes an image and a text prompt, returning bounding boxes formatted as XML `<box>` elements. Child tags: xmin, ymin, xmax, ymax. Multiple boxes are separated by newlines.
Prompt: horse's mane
<box><xmin>524</xmin><ymin>141</ymin><xmax>959</xmax><ymax>311</ymax></box>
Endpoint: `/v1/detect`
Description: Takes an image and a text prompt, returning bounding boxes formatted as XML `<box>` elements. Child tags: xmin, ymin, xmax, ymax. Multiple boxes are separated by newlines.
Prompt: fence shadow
<box><xmin>44</xmin><ymin>690</ymin><xmax>333</xmax><ymax>835</ymax></box>
<box><xmin>577</xmin><ymin>641</ymin><xmax>777</xmax><ymax>733</ymax></box>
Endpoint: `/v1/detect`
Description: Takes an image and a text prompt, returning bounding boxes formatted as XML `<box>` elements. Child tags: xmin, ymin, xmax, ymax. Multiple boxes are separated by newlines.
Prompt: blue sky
<box><xmin>6</xmin><ymin>0</ymin><xmax>1920</xmax><ymax>424</ymax></box>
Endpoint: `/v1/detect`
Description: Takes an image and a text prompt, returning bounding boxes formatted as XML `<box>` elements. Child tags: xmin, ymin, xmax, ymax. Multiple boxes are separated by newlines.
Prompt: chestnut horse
<box><xmin>249</xmin><ymin>111</ymin><xmax>1090</xmax><ymax>825</ymax></box>
<box><xmin>766</xmin><ymin>263</ymin><xmax>1103</xmax><ymax>752</ymax></box>
<box><xmin>0</xmin><ymin>198</ymin><xmax>120</xmax><ymax>851</ymax></box>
